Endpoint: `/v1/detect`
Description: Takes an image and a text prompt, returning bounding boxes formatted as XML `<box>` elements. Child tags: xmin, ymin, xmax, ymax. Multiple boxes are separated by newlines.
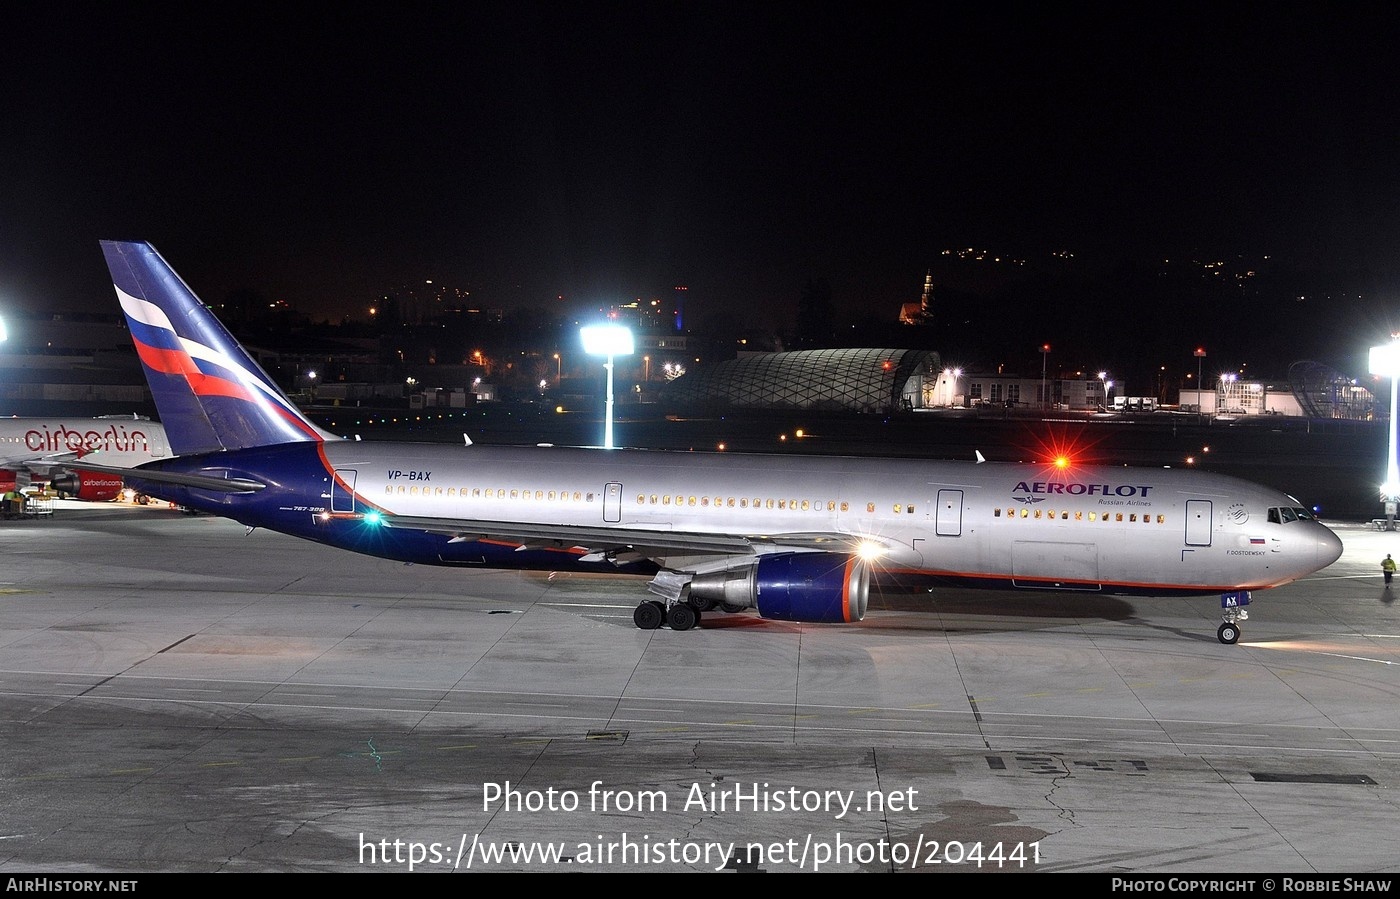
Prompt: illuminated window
<box><xmin>411</xmin><ymin>486</ymin><xmax>419</xmax><ymax>496</ymax></box>
<box><xmin>1115</xmin><ymin>513</ymin><xmax>1123</xmax><ymax>522</ymax></box>
<box><xmin>1020</xmin><ymin>508</ymin><xmax>1028</xmax><ymax>518</ymax></box>
<box><xmin>447</xmin><ymin>488</ymin><xmax>456</xmax><ymax>497</ymax></box>
<box><xmin>715</xmin><ymin>496</ymin><xmax>723</xmax><ymax>507</ymax></box>
<box><xmin>893</xmin><ymin>503</ymin><xmax>901</xmax><ymax>513</ymax></box>
<box><xmin>663</xmin><ymin>495</ymin><xmax>671</xmax><ymax>505</ymax></box>
<box><xmin>1129</xmin><ymin>514</ymin><xmax>1137</xmax><ymax>522</ymax></box>
<box><xmin>1033</xmin><ymin>509</ymin><xmax>1041</xmax><ymax>519</ymax></box>
<box><xmin>778</xmin><ymin>500</ymin><xmax>787</xmax><ymax>509</ymax></box>
<box><xmin>549</xmin><ymin>491</ymin><xmax>557</xmax><ymax>501</ymax></box>
<box><xmin>385</xmin><ymin>486</ymin><xmax>393</xmax><ymax>495</ymax></box>
<box><xmin>1047</xmin><ymin>509</ymin><xmax>1055</xmax><ymax>519</ymax></box>
<box><xmin>398</xmin><ymin>486</ymin><xmax>406</xmax><ymax>495</ymax></box>
<box><xmin>573</xmin><ymin>492</ymin><xmax>581</xmax><ymax>501</ymax></box>
<box><xmin>1156</xmin><ymin>515</ymin><xmax>1165</xmax><ymax>524</ymax></box>
<box><xmin>828</xmin><ymin>501</ymin><xmax>837</xmax><ymax>511</ymax></box>
<box><xmin>535</xmin><ymin>490</ymin><xmax>543</xmax><ymax>501</ymax></box>
<box><xmin>727</xmin><ymin>498</ymin><xmax>735</xmax><ymax>508</ymax></box>
<box><xmin>768</xmin><ymin>499</ymin><xmax>776</xmax><ymax>510</ymax></box>
<box><xmin>688</xmin><ymin>496</ymin><xmax>696</xmax><ymax>506</ymax></box>
<box><xmin>701</xmin><ymin>497</ymin><xmax>710</xmax><ymax>507</ymax></box>
<box><xmin>636</xmin><ymin>494</ymin><xmax>645</xmax><ymax>504</ymax></box>
<box><xmin>866</xmin><ymin>502</ymin><xmax>875</xmax><ymax>513</ymax></box>
<box><xmin>510</xmin><ymin>490</ymin><xmax>518</xmax><ymax>499</ymax></box>
<box><xmin>473</xmin><ymin>488</ymin><xmax>481</xmax><ymax>498</ymax></box>
<box><xmin>1074</xmin><ymin>511</ymin><xmax>1082</xmax><ymax>521</ymax></box>
<box><xmin>801</xmin><ymin>500</ymin><xmax>810</xmax><ymax>511</ymax></box>
<box><xmin>650</xmin><ymin>494</ymin><xmax>658</xmax><ymax>504</ymax></box>
<box><xmin>1089</xmin><ymin>512</ymin><xmax>1097</xmax><ymax>521</ymax></box>
<box><xmin>740</xmin><ymin>498</ymin><xmax>748</xmax><ymax>508</ymax></box>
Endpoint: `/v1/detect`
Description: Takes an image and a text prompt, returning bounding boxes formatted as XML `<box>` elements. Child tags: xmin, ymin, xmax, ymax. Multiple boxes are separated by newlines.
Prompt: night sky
<box><xmin>4</xmin><ymin>3</ymin><xmax>1400</xmax><ymax>381</ymax></box>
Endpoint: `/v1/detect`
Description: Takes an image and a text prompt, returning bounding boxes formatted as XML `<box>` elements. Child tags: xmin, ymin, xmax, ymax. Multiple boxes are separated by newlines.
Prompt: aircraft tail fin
<box><xmin>100</xmin><ymin>241</ymin><xmax>330</xmax><ymax>457</ymax></box>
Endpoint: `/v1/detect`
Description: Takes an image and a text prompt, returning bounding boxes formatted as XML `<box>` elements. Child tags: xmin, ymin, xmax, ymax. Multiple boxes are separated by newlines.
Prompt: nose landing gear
<box><xmin>1218</xmin><ymin>591</ymin><xmax>1251</xmax><ymax>645</ymax></box>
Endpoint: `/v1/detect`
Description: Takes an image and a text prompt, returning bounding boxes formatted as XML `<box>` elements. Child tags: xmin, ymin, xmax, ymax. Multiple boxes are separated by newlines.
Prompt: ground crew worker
<box><xmin>1384</xmin><ymin>554</ymin><xmax>1397</xmax><ymax>587</ymax></box>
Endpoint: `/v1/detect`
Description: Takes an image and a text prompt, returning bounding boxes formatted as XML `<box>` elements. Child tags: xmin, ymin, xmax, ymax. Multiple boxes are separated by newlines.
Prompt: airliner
<box><xmin>0</xmin><ymin>415</ymin><xmax>170</xmax><ymax>500</ymax></box>
<box><xmin>72</xmin><ymin>240</ymin><xmax>1344</xmax><ymax>644</ymax></box>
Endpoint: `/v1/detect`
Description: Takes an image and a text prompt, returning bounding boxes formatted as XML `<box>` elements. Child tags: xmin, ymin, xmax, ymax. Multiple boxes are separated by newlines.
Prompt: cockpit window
<box><xmin>1269</xmin><ymin>506</ymin><xmax>1315</xmax><ymax>524</ymax></box>
<box><xmin>1292</xmin><ymin>506</ymin><xmax>1314</xmax><ymax>521</ymax></box>
<box><xmin>1268</xmin><ymin>508</ymin><xmax>1280</xmax><ymax>524</ymax></box>
<box><xmin>1280</xmin><ymin>507</ymin><xmax>1298</xmax><ymax>523</ymax></box>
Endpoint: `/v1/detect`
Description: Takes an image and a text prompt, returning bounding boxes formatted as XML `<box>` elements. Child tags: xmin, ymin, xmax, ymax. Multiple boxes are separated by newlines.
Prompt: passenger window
<box><xmin>1115</xmin><ymin>513</ymin><xmax>1123</xmax><ymax>522</ymax></box>
<box><xmin>994</xmin><ymin>508</ymin><xmax>1002</xmax><ymax>518</ymax></box>
<box><xmin>1074</xmin><ymin>511</ymin><xmax>1082</xmax><ymax>521</ymax></box>
<box><xmin>1089</xmin><ymin>512</ymin><xmax>1097</xmax><ymax>521</ymax></box>
<box><xmin>1020</xmin><ymin>508</ymin><xmax>1028</xmax><ymax>518</ymax></box>
<box><xmin>1156</xmin><ymin>515</ymin><xmax>1165</xmax><ymax>523</ymax></box>
<box><xmin>801</xmin><ymin>500</ymin><xmax>810</xmax><ymax>511</ymax></box>
<box><xmin>1129</xmin><ymin>514</ymin><xmax>1137</xmax><ymax>522</ymax></box>
<box><xmin>840</xmin><ymin>502</ymin><xmax>849</xmax><ymax>512</ymax></box>
<box><xmin>740</xmin><ymin>498</ymin><xmax>748</xmax><ymax>508</ymax></box>
<box><xmin>663</xmin><ymin>495</ymin><xmax>671</xmax><ymax>505</ymax></box>
<box><xmin>893</xmin><ymin>503</ymin><xmax>901</xmax><ymax>513</ymax></box>
<box><xmin>866</xmin><ymin>502</ymin><xmax>875</xmax><ymax>513</ymax></box>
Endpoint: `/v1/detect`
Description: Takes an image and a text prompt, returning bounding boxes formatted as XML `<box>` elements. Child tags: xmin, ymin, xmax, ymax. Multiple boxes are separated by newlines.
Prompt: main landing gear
<box><xmin>632</xmin><ymin>599</ymin><xmax>701</xmax><ymax>631</ymax></box>
<box><xmin>1217</xmin><ymin>590</ymin><xmax>1251</xmax><ymax>645</ymax></box>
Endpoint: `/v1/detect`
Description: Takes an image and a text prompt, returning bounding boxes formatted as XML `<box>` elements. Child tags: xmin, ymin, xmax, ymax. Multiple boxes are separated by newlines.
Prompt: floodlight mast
<box><xmin>1369</xmin><ymin>340</ymin><xmax>1400</xmax><ymax>526</ymax></box>
<box><xmin>580</xmin><ymin>324</ymin><xmax>634</xmax><ymax>450</ymax></box>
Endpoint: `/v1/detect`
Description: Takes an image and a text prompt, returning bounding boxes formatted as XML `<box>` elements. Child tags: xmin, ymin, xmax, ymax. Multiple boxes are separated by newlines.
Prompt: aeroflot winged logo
<box><xmin>1012</xmin><ymin>480</ymin><xmax>1155</xmax><ymax>498</ymax></box>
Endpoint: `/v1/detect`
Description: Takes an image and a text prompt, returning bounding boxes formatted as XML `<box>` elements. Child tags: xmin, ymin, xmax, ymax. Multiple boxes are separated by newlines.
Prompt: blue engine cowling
<box><xmin>688</xmin><ymin>553</ymin><xmax>869</xmax><ymax>623</ymax></box>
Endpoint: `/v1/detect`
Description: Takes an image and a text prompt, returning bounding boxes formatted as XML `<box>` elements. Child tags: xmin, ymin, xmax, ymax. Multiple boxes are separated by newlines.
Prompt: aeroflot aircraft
<box><xmin>0</xmin><ymin>415</ymin><xmax>170</xmax><ymax>500</ymax></box>
<box><xmin>75</xmin><ymin>241</ymin><xmax>1344</xmax><ymax>644</ymax></box>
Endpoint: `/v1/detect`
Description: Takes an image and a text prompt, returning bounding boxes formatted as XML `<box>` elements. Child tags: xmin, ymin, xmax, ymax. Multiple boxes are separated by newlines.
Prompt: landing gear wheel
<box><xmin>688</xmin><ymin>594</ymin><xmax>714</xmax><ymax>612</ymax></box>
<box><xmin>720</xmin><ymin>602</ymin><xmax>745</xmax><ymax>614</ymax></box>
<box><xmin>633</xmin><ymin>601</ymin><xmax>663</xmax><ymax>630</ymax></box>
<box><xmin>1217</xmin><ymin>622</ymin><xmax>1240</xmax><ymax>645</ymax></box>
<box><xmin>666</xmin><ymin>603</ymin><xmax>698</xmax><ymax>631</ymax></box>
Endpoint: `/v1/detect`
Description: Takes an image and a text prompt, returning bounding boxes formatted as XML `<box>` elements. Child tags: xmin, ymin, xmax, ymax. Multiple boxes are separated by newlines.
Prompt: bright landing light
<box><xmin>856</xmin><ymin>540</ymin><xmax>887</xmax><ymax>562</ymax></box>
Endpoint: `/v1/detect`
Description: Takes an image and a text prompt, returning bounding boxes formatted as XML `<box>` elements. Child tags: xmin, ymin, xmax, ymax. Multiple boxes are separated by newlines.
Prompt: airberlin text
<box><xmin>1013</xmin><ymin>481</ymin><xmax>1153</xmax><ymax>498</ymax></box>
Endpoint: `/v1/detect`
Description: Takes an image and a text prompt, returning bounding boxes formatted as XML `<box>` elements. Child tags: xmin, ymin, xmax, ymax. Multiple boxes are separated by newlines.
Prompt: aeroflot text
<box><xmin>1112</xmin><ymin>879</ymin><xmax>1391</xmax><ymax>892</ymax></box>
<box><xmin>1013</xmin><ymin>481</ymin><xmax>1153</xmax><ymax>498</ymax></box>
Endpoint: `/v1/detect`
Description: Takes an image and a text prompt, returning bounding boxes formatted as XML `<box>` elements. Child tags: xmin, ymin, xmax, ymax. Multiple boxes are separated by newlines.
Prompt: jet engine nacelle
<box><xmin>689</xmin><ymin>552</ymin><xmax>870</xmax><ymax>623</ymax></box>
<box><xmin>49</xmin><ymin>470</ymin><xmax>124</xmax><ymax>502</ymax></box>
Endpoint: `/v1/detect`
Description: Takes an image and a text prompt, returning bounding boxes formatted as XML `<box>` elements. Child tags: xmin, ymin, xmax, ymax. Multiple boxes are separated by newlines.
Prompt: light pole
<box><xmin>1194</xmin><ymin>347</ymin><xmax>1206</xmax><ymax>411</ymax></box>
<box><xmin>1040</xmin><ymin>344</ymin><xmax>1051</xmax><ymax>410</ymax></box>
<box><xmin>553</xmin><ymin>353</ymin><xmax>561</xmax><ymax>383</ymax></box>
<box><xmin>581</xmin><ymin>324</ymin><xmax>634</xmax><ymax>450</ymax></box>
<box><xmin>1098</xmin><ymin>371</ymin><xmax>1107</xmax><ymax>411</ymax></box>
<box><xmin>1370</xmin><ymin>339</ymin><xmax>1400</xmax><ymax>525</ymax></box>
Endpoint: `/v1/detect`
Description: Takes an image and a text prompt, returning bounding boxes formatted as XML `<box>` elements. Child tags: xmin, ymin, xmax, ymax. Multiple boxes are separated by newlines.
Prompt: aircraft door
<box><xmin>936</xmin><ymin>489</ymin><xmax>964</xmax><ymax>536</ymax></box>
<box><xmin>1185</xmin><ymin>499</ymin><xmax>1212</xmax><ymax>546</ymax></box>
<box><xmin>332</xmin><ymin>469</ymin><xmax>357</xmax><ymax>513</ymax></box>
<box><xmin>603</xmin><ymin>482</ymin><xmax>622</xmax><ymax>522</ymax></box>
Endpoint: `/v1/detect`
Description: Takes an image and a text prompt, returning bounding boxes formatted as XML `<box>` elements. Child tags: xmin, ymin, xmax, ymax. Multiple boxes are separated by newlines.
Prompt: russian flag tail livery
<box><xmin>100</xmin><ymin>241</ymin><xmax>329</xmax><ymax>457</ymax></box>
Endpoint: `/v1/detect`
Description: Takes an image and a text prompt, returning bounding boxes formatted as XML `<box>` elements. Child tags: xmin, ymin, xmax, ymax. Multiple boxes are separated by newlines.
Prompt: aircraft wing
<box><xmin>376</xmin><ymin>513</ymin><xmax>889</xmax><ymax>559</ymax></box>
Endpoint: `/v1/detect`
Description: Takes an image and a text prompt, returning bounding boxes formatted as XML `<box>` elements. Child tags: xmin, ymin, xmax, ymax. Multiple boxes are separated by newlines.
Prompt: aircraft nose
<box><xmin>1317</xmin><ymin>526</ymin><xmax>1344</xmax><ymax>569</ymax></box>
